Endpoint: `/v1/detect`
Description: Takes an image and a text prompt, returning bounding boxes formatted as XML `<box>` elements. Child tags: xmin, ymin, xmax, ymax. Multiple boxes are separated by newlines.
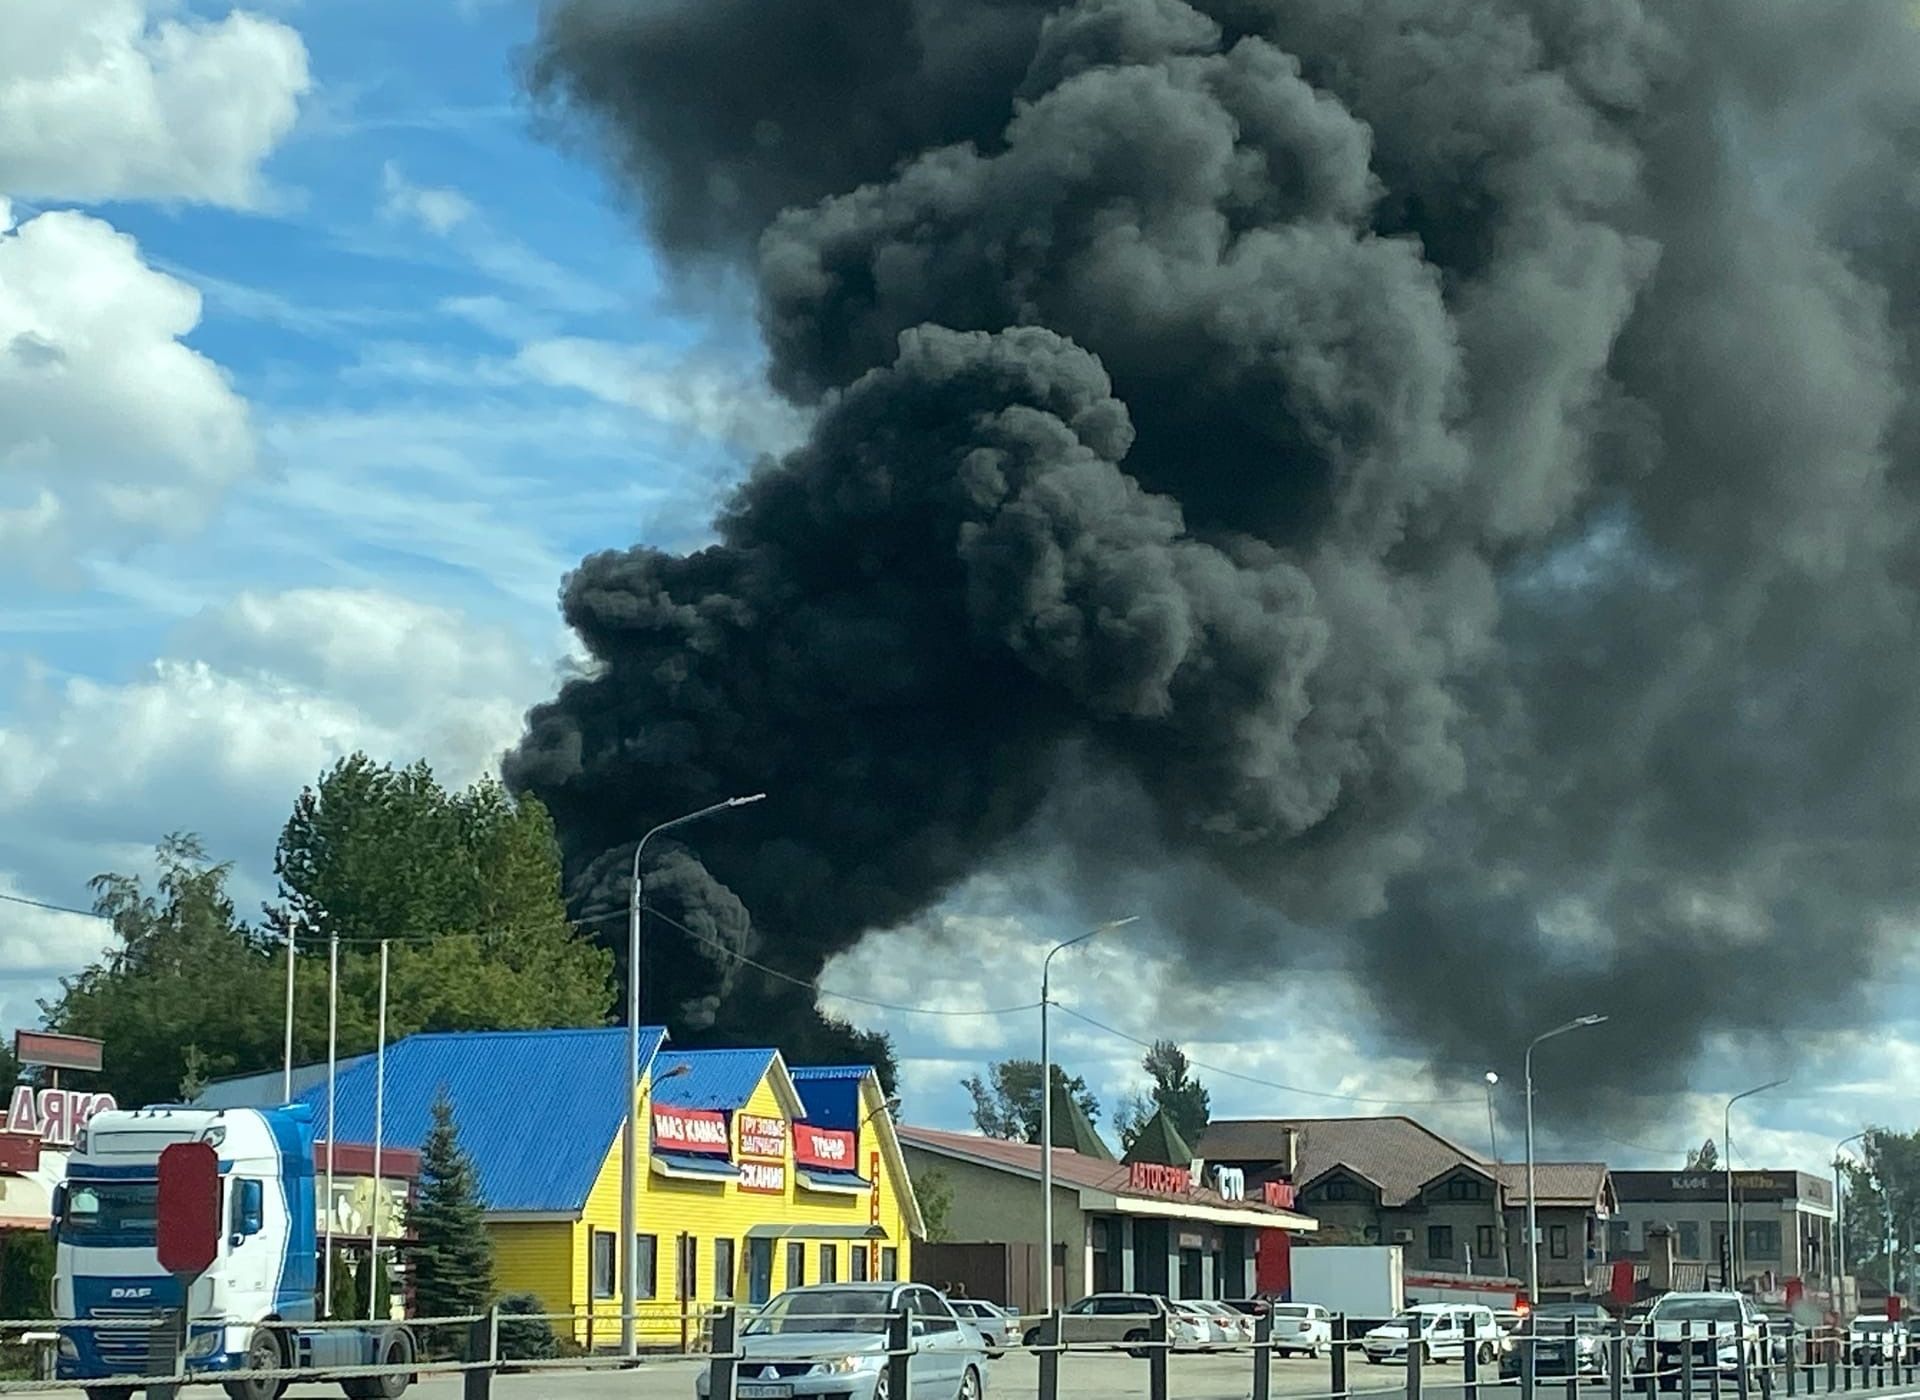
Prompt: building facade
<box><xmin>264</xmin><ymin>1027</ymin><xmax>919</xmax><ymax>1348</ymax></box>
<box><xmin>1609</xmin><ymin>1170</ymin><xmax>1835</xmax><ymax>1288</ymax></box>
<box><xmin>899</xmin><ymin>1125</ymin><xmax>1317</xmax><ymax>1307</ymax></box>
<box><xmin>1200</xmin><ymin>1117</ymin><xmax>1613</xmax><ymax>1294</ymax></box>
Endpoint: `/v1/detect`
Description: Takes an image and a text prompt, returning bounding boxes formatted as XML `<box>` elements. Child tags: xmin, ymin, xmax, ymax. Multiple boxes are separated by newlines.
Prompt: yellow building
<box><xmin>298</xmin><ymin>1028</ymin><xmax>921</xmax><ymax>1350</ymax></box>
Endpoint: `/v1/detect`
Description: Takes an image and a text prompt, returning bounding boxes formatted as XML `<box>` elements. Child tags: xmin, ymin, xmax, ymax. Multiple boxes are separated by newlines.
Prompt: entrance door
<box><xmin>747</xmin><ymin>1238</ymin><xmax>775</xmax><ymax>1305</ymax></box>
<box><xmin>1178</xmin><ymin>1248</ymin><xmax>1204</xmax><ymax>1299</ymax></box>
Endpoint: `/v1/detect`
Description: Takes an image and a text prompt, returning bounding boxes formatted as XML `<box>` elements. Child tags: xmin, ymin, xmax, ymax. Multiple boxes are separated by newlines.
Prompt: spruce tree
<box><xmin>409</xmin><ymin>1089</ymin><xmax>494</xmax><ymax>1333</ymax></box>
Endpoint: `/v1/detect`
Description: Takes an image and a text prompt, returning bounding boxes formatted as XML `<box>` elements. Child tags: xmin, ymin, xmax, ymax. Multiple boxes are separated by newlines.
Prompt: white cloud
<box><xmin>0</xmin><ymin>587</ymin><xmax>555</xmax><ymax>924</ymax></box>
<box><xmin>0</xmin><ymin>201</ymin><xmax>256</xmax><ymax>581</ymax></box>
<box><xmin>380</xmin><ymin>161</ymin><xmax>474</xmax><ymax>236</ymax></box>
<box><xmin>516</xmin><ymin>337</ymin><xmax>809</xmax><ymax>456</ymax></box>
<box><xmin>0</xmin><ymin>874</ymin><xmax>117</xmax><ymax>1035</ymax></box>
<box><xmin>0</xmin><ymin>0</ymin><xmax>309</xmax><ymax>209</ymax></box>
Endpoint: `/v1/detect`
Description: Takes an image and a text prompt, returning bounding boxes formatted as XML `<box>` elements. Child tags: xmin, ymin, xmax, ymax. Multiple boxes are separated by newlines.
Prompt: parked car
<box><xmin>694</xmin><ymin>1282</ymin><xmax>988</xmax><ymax>1400</ymax></box>
<box><xmin>1363</xmin><ymin>1305</ymin><xmax>1501</xmax><ymax>1365</ymax></box>
<box><xmin>1187</xmin><ymin>1300</ymin><xmax>1254</xmax><ymax>1345</ymax></box>
<box><xmin>1025</xmin><ymin>1292</ymin><xmax>1207</xmax><ymax>1358</ymax></box>
<box><xmin>1848</xmin><ymin>1316</ymin><xmax>1904</xmax><ymax>1367</ymax></box>
<box><xmin>1754</xmin><ymin>1308</ymin><xmax>1793</xmax><ymax>1365</ymax></box>
<box><xmin>1632</xmin><ymin>1291</ymin><xmax>1767</xmax><ymax>1392</ymax></box>
<box><xmin>1269</xmin><ymin>1302</ymin><xmax>1334</xmax><ymax>1358</ymax></box>
<box><xmin>1501</xmin><ymin>1302</ymin><xmax>1613</xmax><ymax>1382</ymax></box>
<box><xmin>1220</xmin><ymin>1298</ymin><xmax>1272</xmax><ymax>1320</ymax></box>
<box><xmin>948</xmin><ymin>1300</ymin><xmax>1019</xmax><ymax>1358</ymax></box>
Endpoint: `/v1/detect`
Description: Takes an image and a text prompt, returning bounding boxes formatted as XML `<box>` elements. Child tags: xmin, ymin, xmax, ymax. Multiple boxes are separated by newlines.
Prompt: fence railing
<box><xmin>6</xmin><ymin>1305</ymin><xmax>1919</xmax><ymax>1399</ymax></box>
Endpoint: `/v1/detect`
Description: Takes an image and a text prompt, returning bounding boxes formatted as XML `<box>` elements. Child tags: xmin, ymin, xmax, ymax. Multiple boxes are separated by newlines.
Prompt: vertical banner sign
<box><xmin>870</xmin><ymin>1148</ymin><xmax>883</xmax><ymax>1276</ymax></box>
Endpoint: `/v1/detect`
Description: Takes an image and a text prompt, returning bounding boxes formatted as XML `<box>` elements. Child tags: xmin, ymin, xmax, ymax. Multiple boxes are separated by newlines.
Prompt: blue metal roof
<box><xmin>293</xmin><ymin>1026</ymin><xmax>667</xmax><ymax>1215</ymax></box>
<box><xmin>790</xmin><ymin>1065</ymin><xmax>871</xmax><ymax>1131</ymax></box>
<box><xmin>650</xmin><ymin>1048</ymin><xmax>776</xmax><ymax>1112</ymax></box>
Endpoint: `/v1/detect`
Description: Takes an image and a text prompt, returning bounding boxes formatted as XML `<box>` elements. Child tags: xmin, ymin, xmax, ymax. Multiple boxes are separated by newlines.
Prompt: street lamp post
<box><xmin>1835</xmin><ymin>1131</ymin><xmax>1867</xmax><ymax>1310</ymax></box>
<box><xmin>1524</xmin><ymin>1015</ymin><xmax>1607</xmax><ymax>1306</ymax></box>
<box><xmin>621</xmin><ymin>793</ymin><xmax>767</xmax><ymax>1359</ymax></box>
<box><xmin>1723</xmin><ymin>1078</ymin><xmax>1787</xmax><ymax>1289</ymax></box>
<box><xmin>1485</xmin><ymin>1071</ymin><xmax>1508</xmax><ymax>1278</ymax></box>
<box><xmin>1040</xmin><ymin>916</ymin><xmax>1138</xmax><ymax>1313</ymax></box>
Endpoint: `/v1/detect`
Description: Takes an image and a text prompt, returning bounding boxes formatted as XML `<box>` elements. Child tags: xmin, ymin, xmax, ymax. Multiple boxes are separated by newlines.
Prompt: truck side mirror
<box><xmin>240</xmin><ymin>1179</ymin><xmax>264</xmax><ymax>1236</ymax></box>
<box><xmin>49</xmin><ymin>1184</ymin><xmax>65</xmax><ymax>1242</ymax></box>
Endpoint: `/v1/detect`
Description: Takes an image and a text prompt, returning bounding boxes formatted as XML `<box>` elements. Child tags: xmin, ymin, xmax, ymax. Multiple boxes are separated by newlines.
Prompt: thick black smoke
<box><xmin>512</xmin><ymin>0</ymin><xmax>1920</xmax><ymax>1103</ymax></box>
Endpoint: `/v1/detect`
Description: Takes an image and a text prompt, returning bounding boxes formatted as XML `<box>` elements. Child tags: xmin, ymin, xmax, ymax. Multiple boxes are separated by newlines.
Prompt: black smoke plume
<box><xmin>512</xmin><ymin>0</ymin><xmax>1920</xmax><ymax>1104</ymax></box>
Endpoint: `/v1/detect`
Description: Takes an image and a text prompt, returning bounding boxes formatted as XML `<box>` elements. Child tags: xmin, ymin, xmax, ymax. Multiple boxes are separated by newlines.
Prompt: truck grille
<box><xmin>85</xmin><ymin>1306</ymin><xmax>165</xmax><ymax>1375</ymax></box>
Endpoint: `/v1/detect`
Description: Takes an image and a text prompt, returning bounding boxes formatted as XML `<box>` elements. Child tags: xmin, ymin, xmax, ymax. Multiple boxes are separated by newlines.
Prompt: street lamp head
<box><xmin>657</xmin><ymin>1062</ymin><xmax>691</xmax><ymax>1082</ymax></box>
<box><xmin>726</xmin><ymin>792</ymin><xmax>769</xmax><ymax>808</ymax></box>
<box><xmin>1572</xmin><ymin>1013</ymin><xmax>1608</xmax><ymax>1028</ymax></box>
<box><xmin>1485</xmin><ymin>1071</ymin><xmax>1499</xmax><ymax>1086</ymax></box>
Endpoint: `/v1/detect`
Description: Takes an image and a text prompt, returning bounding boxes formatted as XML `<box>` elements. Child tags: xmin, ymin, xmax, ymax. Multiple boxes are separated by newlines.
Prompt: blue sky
<box><xmin>0</xmin><ymin>0</ymin><xmax>1909</xmax><ymax>1182</ymax></box>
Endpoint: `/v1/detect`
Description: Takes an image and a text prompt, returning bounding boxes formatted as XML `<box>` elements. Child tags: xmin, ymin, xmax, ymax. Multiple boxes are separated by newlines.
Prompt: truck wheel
<box><xmin>84</xmin><ymin>1389</ymin><xmax>135</xmax><ymax>1400</ymax></box>
<box><xmin>342</xmin><ymin>1325</ymin><xmax>414</xmax><ymax>1399</ymax></box>
<box><xmin>223</xmin><ymin>1328</ymin><xmax>287</xmax><ymax>1400</ymax></box>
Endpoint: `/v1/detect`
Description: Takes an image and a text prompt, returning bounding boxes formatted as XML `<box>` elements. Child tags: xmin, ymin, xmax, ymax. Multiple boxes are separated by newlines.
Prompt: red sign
<box><xmin>651</xmin><ymin>1106</ymin><xmax>730</xmax><ymax>1155</ymax></box>
<box><xmin>13</xmin><ymin>1031</ymin><xmax>104</xmax><ymax>1073</ymax></box>
<box><xmin>0</xmin><ymin>1133</ymin><xmax>39</xmax><ymax>1173</ymax></box>
<box><xmin>1262</xmin><ymin>1180</ymin><xmax>1295</xmax><ymax>1210</ymax></box>
<box><xmin>738</xmin><ymin>1114</ymin><xmax>787</xmax><ymax>1161</ymax></box>
<box><xmin>156</xmin><ymin>1142</ymin><xmax>220</xmax><ymax>1275</ymax></box>
<box><xmin>795</xmin><ymin>1125</ymin><xmax>857</xmax><ymax>1170</ymax></box>
<box><xmin>1128</xmin><ymin>1161</ymin><xmax>1192</xmax><ymax>1195</ymax></box>
<box><xmin>739</xmin><ymin>1161</ymin><xmax>787</xmax><ymax>1194</ymax></box>
<box><xmin>6</xmin><ymin>1086</ymin><xmax>115</xmax><ymax>1147</ymax></box>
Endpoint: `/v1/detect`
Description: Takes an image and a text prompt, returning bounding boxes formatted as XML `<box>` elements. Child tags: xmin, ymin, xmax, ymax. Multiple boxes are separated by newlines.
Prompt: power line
<box><xmin>0</xmin><ymin>890</ymin><xmax>102</xmax><ymax>918</ymax></box>
<box><xmin>641</xmin><ymin>904</ymin><xmax>1043</xmax><ymax>1019</ymax></box>
<box><xmin>1050</xmin><ymin>1003</ymin><xmax>1482</xmax><ymax>1108</ymax></box>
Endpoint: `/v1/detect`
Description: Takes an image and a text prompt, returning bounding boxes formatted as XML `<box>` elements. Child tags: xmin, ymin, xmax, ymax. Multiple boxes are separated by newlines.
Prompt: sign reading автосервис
<box><xmin>652</xmin><ymin>1106</ymin><xmax>731</xmax><ymax>1155</ymax></box>
<box><xmin>6</xmin><ymin>1085</ymin><xmax>116</xmax><ymax>1148</ymax></box>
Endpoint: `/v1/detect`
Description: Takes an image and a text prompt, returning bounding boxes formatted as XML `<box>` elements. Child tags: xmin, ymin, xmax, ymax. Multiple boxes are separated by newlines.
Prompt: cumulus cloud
<box><xmin>0</xmin><ymin>587</ymin><xmax>557</xmax><ymax>940</ymax></box>
<box><xmin>0</xmin><ymin>875</ymin><xmax>118</xmax><ymax>1038</ymax></box>
<box><xmin>0</xmin><ymin>0</ymin><xmax>309</xmax><ymax>208</ymax></box>
<box><xmin>0</xmin><ymin>201</ymin><xmax>255</xmax><ymax>580</ymax></box>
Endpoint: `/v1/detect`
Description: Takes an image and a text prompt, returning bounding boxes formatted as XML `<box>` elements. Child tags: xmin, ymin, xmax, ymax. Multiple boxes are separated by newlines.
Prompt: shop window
<box><xmin>820</xmin><ymin>1244</ymin><xmax>838</xmax><ymax>1283</ymax></box>
<box><xmin>634</xmin><ymin>1234</ymin><xmax>657</xmax><ymax>1300</ymax></box>
<box><xmin>1428</xmin><ymin>1226</ymin><xmax>1453</xmax><ymax>1261</ymax></box>
<box><xmin>1476</xmin><ymin>1225</ymin><xmax>1497</xmax><ymax>1261</ymax></box>
<box><xmin>851</xmin><ymin>1247</ymin><xmax>869</xmax><ymax>1282</ymax></box>
<box><xmin>881</xmin><ymin>1247</ymin><xmax>899</xmax><ymax>1281</ymax></box>
<box><xmin>1744</xmin><ymin>1221</ymin><xmax>1781</xmax><ymax>1260</ymax></box>
<box><xmin>677</xmin><ymin>1234</ymin><xmax>698</xmax><ymax>1301</ymax></box>
<box><xmin>1549</xmin><ymin>1225</ymin><xmax>1569</xmax><ymax>1260</ymax></box>
<box><xmin>715</xmin><ymin>1239</ymin><xmax>736</xmax><ymax>1301</ymax></box>
<box><xmin>787</xmin><ymin>1242</ymin><xmax>806</xmax><ymax>1288</ymax></box>
<box><xmin>1677</xmin><ymin>1222</ymin><xmax>1701</xmax><ymax>1259</ymax></box>
<box><xmin>590</xmin><ymin>1230</ymin><xmax>616</xmax><ymax>1300</ymax></box>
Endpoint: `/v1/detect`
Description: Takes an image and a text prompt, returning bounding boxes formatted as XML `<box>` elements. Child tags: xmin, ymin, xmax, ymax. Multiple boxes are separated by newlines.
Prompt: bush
<box><xmin>496</xmin><ymin>1294</ymin><xmax>558</xmax><ymax>1362</ymax></box>
<box><xmin>0</xmin><ymin>1234</ymin><xmax>52</xmax><ymax>1320</ymax></box>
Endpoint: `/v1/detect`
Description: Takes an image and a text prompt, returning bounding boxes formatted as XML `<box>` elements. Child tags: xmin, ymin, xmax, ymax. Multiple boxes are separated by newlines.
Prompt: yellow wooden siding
<box><xmin>488</xmin><ymin>1063</ymin><xmax>918</xmax><ymax>1352</ymax></box>
<box><xmin>489</xmin><ymin>1221</ymin><xmax>575</xmax><ymax>1323</ymax></box>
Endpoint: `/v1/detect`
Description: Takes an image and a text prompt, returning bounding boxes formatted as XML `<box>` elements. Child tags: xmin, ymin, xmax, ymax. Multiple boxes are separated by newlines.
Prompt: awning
<box><xmin>652</xmin><ymin>1153</ymin><xmax>740</xmax><ymax>1182</ymax></box>
<box><xmin>796</xmin><ymin>1168</ymin><xmax>873</xmax><ymax>1196</ymax></box>
<box><xmin>744</xmin><ymin>1223</ymin><xmax>889</xmax><ymax>1241</ymax></box>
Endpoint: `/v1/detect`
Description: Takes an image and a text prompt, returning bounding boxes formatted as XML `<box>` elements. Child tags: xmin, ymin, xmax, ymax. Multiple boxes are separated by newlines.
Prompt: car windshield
<box><xmin>1652</xmin><ymin>1298</ymin><xmax>1745</xmax><ymax>1323</ymax></box>
<box><xmin>745</xmin><ymin>1289</ymin><xmax>891</xmax><ymax>1335</ymax></box>
<box><xmin>60</xmin><ymin>1181</ymin><xmax>158</xmax><ymax>1242</ymax></box>
<box><xmin>1275</xmin><ymin>1306</ymin><xmax>1312</xmax><ymax>1317</ymax></box>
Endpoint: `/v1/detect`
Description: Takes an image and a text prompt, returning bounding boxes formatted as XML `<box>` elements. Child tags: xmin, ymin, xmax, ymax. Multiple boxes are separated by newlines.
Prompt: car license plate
<box><xmin>739</xmin><ymin>1386</ymin><xmax>793</xmax><ymax>1399</ymax></box>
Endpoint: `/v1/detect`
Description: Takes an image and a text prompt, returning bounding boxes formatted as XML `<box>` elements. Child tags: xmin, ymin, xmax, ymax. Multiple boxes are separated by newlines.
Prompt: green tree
<box><xmin>1841</xmin><ymin>1128</ymin><xmax>1920</xmax><ymax>1291</ymax></box>
<box><xmin>42</xmin><ymin>835</ymin><xmax>286</xmax><ymax>1106</ymax></box>
<box><xmin>962</xmin><ymin>1059</ymin><xmax>1099</xmax><ymax>1141</ymax></box>
<box><xmin>912</xmin><ymin>1164</ymin><xmax>955</xmax><ymax>1243</ymax></box>
<box><xmin>1114</xmin><ymin>1090</ymin><xmax>1154</xmax><ymax>1151</ymax></box>
<box><xmin>410</xmin><ymin>1090</ymin><xmax>494</xmax><ymax>1333</ymax></box>
<box><xmin>1114</xmin><ymin>1042</ymin><xmax>1210</xmax><ymax>1150</ymax></box>
<box><xmin>269</xmin><ymin>755</ymin><xmax>614</xmax><ymax>1036</ymax></box>
<box><xmin>1685</xmin><ymin>1138</ymin><xmax>1718</xmax><ymax>1170</ymax></box>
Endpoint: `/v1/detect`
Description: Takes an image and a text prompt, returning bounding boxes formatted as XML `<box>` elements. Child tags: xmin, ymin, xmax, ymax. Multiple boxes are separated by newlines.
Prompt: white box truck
<box><xmin>1291</xmin><ymin>1245</ymin><xmax>1406</xmax><ymax>1324</ymax></box>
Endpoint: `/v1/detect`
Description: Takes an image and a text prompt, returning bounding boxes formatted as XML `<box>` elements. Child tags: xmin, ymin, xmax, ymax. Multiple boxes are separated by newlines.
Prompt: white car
<box><xmin>1849</xmin><ymin>1316</ymin><xmax>1904</xmax><ymax>1366</ymax></box>
<box><xmin>1363</xmin><ymin>1305</ymin><xmax>1501</xmax><ymax>1365</ymax></box>
<box><xmin>1172</xmin><ymin>1300</ymin><xmax>1233</xmax><ymax>1349</ymax></box>
<box><xmin>694</xmin><ymin>1282</ymin><xmax>989</xmax><ymax>1400</ymax></box>
<box><xmin>1188</xmin><ymin>1300</ymin><xmax>1254</xmax><ymax>1345</ymax></box>
<box><xmin>948</xmin><ymin>1300</ymin><xmax>1019</xmax><ymax>1358</ymax></box>
<box><xmin>1631</xmin><ymin>1291</ymin><xmax>1767</xmax><ymax>1392</ymax></box>
<box><xmin>1270</xmin><ymin>1302</ymin><xmax>1333</xmax><ymax>1358</ymax></box>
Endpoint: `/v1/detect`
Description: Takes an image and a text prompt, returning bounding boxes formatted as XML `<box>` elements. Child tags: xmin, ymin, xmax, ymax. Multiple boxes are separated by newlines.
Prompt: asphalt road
<box><xmin>19</xmin><ymin>1352</ymin><xmax>1920</xmax><ymax>1400</ymax></box>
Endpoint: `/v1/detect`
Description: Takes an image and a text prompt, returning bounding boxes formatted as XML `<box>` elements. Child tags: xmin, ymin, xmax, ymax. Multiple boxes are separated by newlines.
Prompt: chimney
<box><xmin>1282</xmin><ymin>1125</ymin><xmax>1299</xmax><ymax>1180</ymax></box>
<box><xmin>1647</xmin><ymin>1223</ymin><xmax>1677</xmax><ymax>1293</ymax></box>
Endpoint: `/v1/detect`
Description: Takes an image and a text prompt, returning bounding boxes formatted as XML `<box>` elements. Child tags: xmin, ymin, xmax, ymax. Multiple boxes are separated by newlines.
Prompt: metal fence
<box><xmin>6</xmin><ymin>1307</ymin><xmax>1919</xmax><ymax>1399</ymax></box>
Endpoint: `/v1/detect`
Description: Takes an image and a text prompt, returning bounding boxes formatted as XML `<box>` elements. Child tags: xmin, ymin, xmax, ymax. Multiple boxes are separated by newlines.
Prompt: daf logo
<box><xmin>110</xmin><ymin>1287</ymin><xmax>153</xmax><ymax>1300</ymax></box>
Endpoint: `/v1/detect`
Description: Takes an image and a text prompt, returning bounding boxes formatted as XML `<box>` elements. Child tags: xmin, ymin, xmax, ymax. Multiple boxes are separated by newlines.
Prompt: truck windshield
<box><xmin>62</xmin><ymin>1182</ymin><xmax>159</xmax><ymax>1242</ymax></box>
<box><xmin>1651</xmin><ymin>1298</ymin><xmax>1744</xmax><ymax>1323</ymax></box>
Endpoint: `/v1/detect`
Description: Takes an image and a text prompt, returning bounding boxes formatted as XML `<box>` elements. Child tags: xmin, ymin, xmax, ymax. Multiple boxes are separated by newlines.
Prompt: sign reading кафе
<box><xmin>1612</xmin><ymin>1169</ymin><xmax>1835</xmax><ymax>1208</ymax></box>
